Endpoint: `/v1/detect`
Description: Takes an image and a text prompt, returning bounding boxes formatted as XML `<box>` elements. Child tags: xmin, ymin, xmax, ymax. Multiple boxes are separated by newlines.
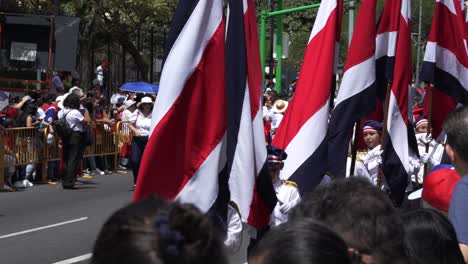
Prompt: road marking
<box><xmin>52</xmin><ymin>253</ymin><xmax>92</xmax><ymax>264</ymax></box>
<box><xmin>0</xmin><ymin>217</ymin><xmax>88</xmax><ymax>240</ymax></box>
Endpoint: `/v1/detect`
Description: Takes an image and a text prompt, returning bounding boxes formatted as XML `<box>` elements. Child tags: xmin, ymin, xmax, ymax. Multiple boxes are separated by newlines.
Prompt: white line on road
<box><xmin>0</xmin><ymin>217</ymin><xmax>88</xmax><ymax>240</ymax></box>
<box><xmin>52</xmin><ymin>253</ymin><xmax>92</xmax><ymax>264</ymax></box>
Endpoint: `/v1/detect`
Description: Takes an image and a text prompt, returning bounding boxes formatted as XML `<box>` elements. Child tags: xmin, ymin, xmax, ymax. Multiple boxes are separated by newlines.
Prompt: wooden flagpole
<box><xmin>377</xmin><ymin>82</ymin><xmax>392</xmax><ymax>188</ymax></box>
<box><xmin>349</xmin><ymin>120</ymin><xmax>360</xmax><ymax>176</ymax></box>
<box><xmin>423</xmin><ymin>83</ymin><xmax>433</xmax><ymax>181</ymax></box>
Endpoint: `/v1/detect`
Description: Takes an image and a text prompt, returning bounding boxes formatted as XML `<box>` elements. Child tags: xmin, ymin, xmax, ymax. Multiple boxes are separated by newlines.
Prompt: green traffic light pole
<box><xmin>259</xmin><ymin>2</ymin><xmax>322</xmax><ymax>93</ymax></box>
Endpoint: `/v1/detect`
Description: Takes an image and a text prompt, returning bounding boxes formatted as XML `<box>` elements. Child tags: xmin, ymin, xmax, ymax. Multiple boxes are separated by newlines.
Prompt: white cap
<box><xmin>137</xmin><ymin>96</ymin><xmax>154</xmax><ymax>107</ymax></box>
<box><xmin>69</xmin><ymin>87</ymin><xmax>85</xmax><ymax>99</ymax></box>
<box><xmin>124</xmin><ymin>99</ymin><xmax>136</xmax><ymax>109</ymax></box>
<box><xmin>58</xmin><ymin>93</ymin><xmax>70</xmax><ymax>109</ymax></box>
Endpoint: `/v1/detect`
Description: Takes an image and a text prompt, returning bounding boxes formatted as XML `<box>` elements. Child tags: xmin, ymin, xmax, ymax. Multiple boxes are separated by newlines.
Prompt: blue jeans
<box><xmin>131</xmin><ymin>136</ymin><xmax>148</xmax><ymax>184</ymax></box>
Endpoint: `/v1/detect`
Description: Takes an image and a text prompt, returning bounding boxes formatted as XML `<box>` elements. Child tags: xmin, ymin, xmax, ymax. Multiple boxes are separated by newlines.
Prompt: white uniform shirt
<box><xmin>346</xmin><ymin>157</ymin><xmax>371</xmax><ymax>180</ymax></box>
<box><xmin>122</xmin><ymin>109</ymin><xmax>136</xmax><ymax>122</ymax></box>
<box><xmin>224</xmin><ymin>204</ymin><xmax>242</xmax><ymax>254</ymax></box>
<box><xmin>96</xmin><ymin>65</ymin><xmax>104</xmax><ymax>85</ymax></box>
<box><xmin>58</xmin><ymin>109</ymin><xmax>84</xmax><ymax>132</ymax></box>
<box><xmin>131</xmin><ymin>111</ymin><xmax>152</xmax><ymax>136</ymax></box>
<box><xmin>413</xmin><ymin>133</ymin><xmax>444</xmax><ymax>183</ymax></box>
<box><xmin>271</xmin><ymin>179</ymin><xmax>301</xmax><ymax>227</ymax></box>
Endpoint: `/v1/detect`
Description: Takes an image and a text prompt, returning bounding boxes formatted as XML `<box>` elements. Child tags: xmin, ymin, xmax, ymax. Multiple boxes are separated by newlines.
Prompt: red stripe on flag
<box><xmin>428</xmin><ymin>1</ymin><xmax>468</xmax><ymax>68</ymax></box>
<box><xmin>245</xmin><ymin>0</ymin><xmax>262</xmax><ymax>118</ymax></box>
<box><xmin>377</xmin><ymin>0</ymin><xmax>400</xmax><ymax>34</ymax></box>
<box><xmin>390</xmin><ymin>14</ymin><xmax>411</xmax><ymax>125</ymax></box>
<box><xmin>134</xmin><ymin>22</ymin><xmax>226</xmax><ymax>201</ymax></box>
<box><xmin>272</xmin><ymin>8</ymin><xmax>339</xmax><ymax>149</ymax></box>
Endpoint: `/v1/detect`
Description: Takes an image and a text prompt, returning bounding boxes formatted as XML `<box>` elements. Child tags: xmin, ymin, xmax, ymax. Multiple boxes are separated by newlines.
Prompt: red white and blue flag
<box><xmin>420</xmin><ymin>0</ymin><xmax>468</xmax><ymax>105</ymax></box>
<box><xmin>225</xmin><ymin>0</ymin><xmax>277</xmax><ymax>230</ymax></box>
<box><xmin>328</xmin><ymin>0</ymin><xmax>377</xmax><ymax>178</ymax></box>
<box><xmin>133</xmin><ymin>1</ymin><xmax>228</xmax><ymax>216</ymax></box>
<box><xmin>376</xmin><ymin>0</ymin><xmax>417</xmax><ymax>205</ymax></box>
<box><xmin>272</xmin><ymin>0</ymin><xmax>343</xmax><ymax>192</ymax></box>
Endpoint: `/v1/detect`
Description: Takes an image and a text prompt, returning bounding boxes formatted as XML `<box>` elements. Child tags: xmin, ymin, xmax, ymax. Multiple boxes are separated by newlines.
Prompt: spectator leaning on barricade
<box><xmin>91</xmin><ymin>196</ymin><xmax>228</xmax><ymax>264</ymax></box>
<box><xmin>443</xmin><ymin>106</ymin><xmax>468</xmax><ymax>262</ymax></box>
<box><xmin>129</xmin><ymin>96</ymin><xmax>154</xmax><ymax>187</ymax></box>
<box><xmin>290</xmin><ymin>177</ymin><xmax>407</xmax><ymax>264</ymax></box>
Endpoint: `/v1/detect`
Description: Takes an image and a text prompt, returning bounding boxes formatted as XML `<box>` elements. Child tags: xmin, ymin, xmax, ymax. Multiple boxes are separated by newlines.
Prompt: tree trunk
<box><xmin>118</xmin><ymin>35</ymin><xmax>149</xmax><ymax>82</ymax></box>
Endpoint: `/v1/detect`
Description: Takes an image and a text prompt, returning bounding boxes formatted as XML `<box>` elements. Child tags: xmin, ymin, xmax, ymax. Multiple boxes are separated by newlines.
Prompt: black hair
<box><xmin>63</xmin><ymin>93</ymin><xmax>81</xmax><ymax>110</ymax></box>
<box><xmin>402</xmin><ymin>209</ymin><xmax>465</xmax><ymax>264</ymax></box>
<box><xmin>290</xmin><ymin>177</ymin><xmax>406</xmax><ymax>264</ymax></box>
<box><xmin>18</xmin><ymin>102</ymin><xmax>38</xmax><ymax>126</ymax></box>
<box><xmin>250</xmin><ymin>219</ymin><xmax>351</xmax><ymax>264</ymax></box>
<box><xmin>443</xmin><ymin>107</ymin><xmax>468</xmax><ymax>162</ymax></box>
<box><xmin>91</xmin><ymin>196</ymin><xmax>227</xmax><ymax>264</ymax></box>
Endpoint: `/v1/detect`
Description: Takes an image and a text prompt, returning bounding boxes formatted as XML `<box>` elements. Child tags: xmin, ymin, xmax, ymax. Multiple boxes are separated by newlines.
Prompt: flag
<box><xmin>420</xmin><ymin>0</ymin><xmax>468</xmax><ymax>105</ymax></box>
<box><xmin>376</xmin><ymin>0</ymin><xmax>416</xmax><ymax>205</ymax></box>
<box><xmin>133</xmin><ymin>0</ymin><xmax>228</xmax><ymax>216</ymax></box>
<box><xmin>328</xmin><ymin>0</ymin><xmax>377</xmax><ymax>178</ymax></box>
<box><xmin>272</xmin><ymin>0</ymin><xmax>343</xmax><ymax>192</ymax></box>
<box><xmin>225</xmin><ymin>0</ymin><xmax>277</xmax><ymax>230</ymax></box>
<box><xmin>423</xmin><ymin>85</ymin><xmax>457</xmax><ymax>139</ymax></box>
<box><xmin>0</xmin><ymin>91</ymin><xmax>9</xmax><ymax>112</ymax></box>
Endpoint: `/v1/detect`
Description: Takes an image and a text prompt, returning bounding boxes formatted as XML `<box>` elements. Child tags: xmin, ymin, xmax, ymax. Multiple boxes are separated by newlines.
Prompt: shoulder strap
<box><xmin>282</xmin><ymin>180</ymin><xmax>298</xmax><ymax>188</ymax></box>
<box><xmin>63</xmin><ymin>110</ymin><xmax>78</xmax><ymax>130</ymax></box>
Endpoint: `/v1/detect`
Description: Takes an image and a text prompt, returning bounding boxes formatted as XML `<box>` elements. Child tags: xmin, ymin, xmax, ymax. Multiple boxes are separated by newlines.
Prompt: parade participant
<box><xmin>443</xmin><ymin>107</ymin><xmax>468</xmax><ymax>262</ymax></box>
<box><xmin>92</xmin><ymin>196</ymin><xmax>228</xmax><ymax>264</ymax></box>
<box><xmin>413</xmin><ymin>115</ymin><xmax>444</xmax><ymax>185</ymax></box>
<box><xmin>249</xmin><ymin>219</ymin><xmax>351</xmax><ymax>264</ymax></box>
<box><xmin>267</xmin><ymin>146</ymin><xmax>300</xmax><ymax>227</ymax></box>
<box><xmin>224</xmin><ymin>201</ymin><xmax>242</xmax><ymax>254</ymax></box>
<box><xmin>356</xmin><ymin>120</ymin><xmax>384</xmax><ymax>185</ymax></box>
<box><xmin>129</xmin><ymin>96</ymin><xmax>154</xmax><ymax>186</ymax></box>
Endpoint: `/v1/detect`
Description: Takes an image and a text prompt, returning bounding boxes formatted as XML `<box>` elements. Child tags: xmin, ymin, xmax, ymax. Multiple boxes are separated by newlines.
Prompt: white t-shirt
<box><xmin>96</xmin><ymin>65</ymin><xmax>104</xmax><ymax>85</ymax></box>
<box><xmin>271</xmin><ymin>113</ymin><xmax>283</xmax><ymax>130</ymax></box>
<box><xmin>131</xmin><ymin>111</ymin><xmax>152</xmax><ymax>136</ymax></box>
<box><xmin>58</xmin><ymin>108</ymin><xmax>84</xmax><ymax>132</ymax></box>
<box><xmin>122</xmin><ymin>109</ymin><xmax>136</xmax><ymax>122</ymax></box>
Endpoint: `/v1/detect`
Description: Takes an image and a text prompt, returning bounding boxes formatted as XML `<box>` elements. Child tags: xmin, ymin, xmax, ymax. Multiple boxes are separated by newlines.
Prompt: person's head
<box><xmin>44</xmin><ymin>94</ymin><xmax>57</xmax><ymax>105</ymax></box>
<box><xmin>290</xmin><ymin>177</ymin><xmax>406</xmax><ymax>264</ymax></box>
<box><xmin>267</xmin><ymin>146</ymin><xmax>287</xmax><ymax>182</ymax></box>
<box><xmin>249</xmin><ymin>219</ymin><xmax>351</xmax><ymax>264</ymax></box>
<box><xmin>137</xmin><ymin>97</ymin><xmax>154</xmax><ymax>113</ymax></box>
<box><xmin>91</xmin><ymin>196</ymin><xmax>227</xmax><ymax>264</ymax></box>
<box><xmin>443</xmin><ymin>107</ymin><xmax>468</xmax><ymax>175</ymax></box>
<box><xmin>63</xmin><ymin>93</ymin><xmax>81</xmax><ymax>110</ymax></box>
<box><xmin>414</xmin><ymin>116</ymin><xmax>429</xmax><ymax>134</ymax></box>
<box><xmin>362</xmin><ymin>120</ymin><xmax>383</xmax><ymax>149</ymax></box>
<box><xmin>402</xmin><ymin>209</ymin><xmax>465</xmax><ymax>264</ymax></box>
<box><xmin>264</xmin><ymin>97</ymin><xmax>273</xmax><ymax>108</ymax></box>
<box><xmin>22</xmin><ymin>102</ymin><xmax>38</xmax><ymax>117</ymax></box>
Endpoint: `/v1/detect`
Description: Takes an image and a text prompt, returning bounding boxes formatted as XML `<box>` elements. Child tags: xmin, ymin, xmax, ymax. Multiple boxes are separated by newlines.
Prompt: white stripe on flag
<box><xmin>436</xmin><ymin>0</ymin><xmax>457</xmax><ymax>15</ymax></box>
<box><xmin>309</xmin><ymin>0</ymin><xmax>338</xmax><ymax>43</ymax></box>
<box><xmin>175</xmin><ymin>134</ymin><xmax>227</xmax><ymax>212</ymax></box>
<box><xmin>375</xmin><ymin>31</ymin><xmax>398</xmax><ymax>59</ymax></box>
<box><xmin>152</xmin><ymin>1</ymin><xmax>223</xmax><ymax>132</ymax></box>
<box><xmin>229</xmin><ymin>83</ymin><xmax>256</xmax><ymax>220</ymax></box>
<box><xmin>424</xmin><ymin>41</ymin><xmax>468</xmax><ymax>89</ymax></box>
<box><xmin>386</xmin><ymin>92</ymin><xmax>410</xmax><ymax>173</ymax></box>
<box><xmin>335</xmin><ymin>56</ymin><xmax>375</xmax><ymax>106</ymax></box>
<box><xmin>280</xmin><ymin>102</ymin><xmax>329</xmax><ymax>180</ymax></box>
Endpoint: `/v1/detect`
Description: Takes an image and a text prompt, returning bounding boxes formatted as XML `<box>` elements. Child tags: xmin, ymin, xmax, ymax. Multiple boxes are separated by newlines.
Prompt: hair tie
<box><xmin>154</xmin><ymin>210</ymin><xmax>184</xmax><ymax>260</ymax></box>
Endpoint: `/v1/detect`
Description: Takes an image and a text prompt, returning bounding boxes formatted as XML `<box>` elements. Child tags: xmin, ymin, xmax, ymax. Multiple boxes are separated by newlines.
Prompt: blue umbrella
<box><xmin>120</xmin><ymin>82</ymin><xmax>159</xmax><ymax>94</ymax></box>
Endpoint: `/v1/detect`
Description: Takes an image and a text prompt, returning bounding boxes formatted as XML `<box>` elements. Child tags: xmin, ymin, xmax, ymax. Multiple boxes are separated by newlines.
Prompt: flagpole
<box><xmin>423</xmin><ymin>82</ymin><xmax>433</xmax><ymax>180</ymax></box>
<box><xmin>349</xmin><ymin>120</ymin><xmax>360</xmax><ymax>177</ymax></box>
<box><xmin>377</xmin><ymin>82</ymin><xmax>392</xmax><ymax>188</ymax></box>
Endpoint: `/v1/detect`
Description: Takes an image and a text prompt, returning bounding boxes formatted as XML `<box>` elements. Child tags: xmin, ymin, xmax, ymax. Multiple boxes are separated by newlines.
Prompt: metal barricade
<box><xmin>0</xmin><ymin>121</ymin><xmax>133</xmax><ymax>191</ymax></box>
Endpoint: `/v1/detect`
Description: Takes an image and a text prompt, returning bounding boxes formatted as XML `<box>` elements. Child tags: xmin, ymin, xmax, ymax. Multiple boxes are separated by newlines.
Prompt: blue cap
<box><xmin>267</xmin><ymin>145</ymin><xmax>287</xmax><ymax>163</ymax></box>
<box><xmin>363</xmin><ymin>120</ymin><xmax>383</xmax><ymax>132</ymax></box>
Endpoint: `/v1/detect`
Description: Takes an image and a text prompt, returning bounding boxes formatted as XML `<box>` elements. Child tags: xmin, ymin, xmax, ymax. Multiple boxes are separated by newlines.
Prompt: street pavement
<box><xmin>0</xmin><ymin>172</ymin><xmax>248</xmax><ymax>264</ymax></box>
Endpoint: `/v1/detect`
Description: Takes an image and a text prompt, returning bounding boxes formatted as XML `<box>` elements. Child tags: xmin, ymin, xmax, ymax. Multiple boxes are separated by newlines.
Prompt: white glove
<box><xmin>419</xmin><ymin>134</ymin><xmax>433</xmax><ymax>145</ymax></box>
<box><xmin>420</xmin><ymin>153</ymin><xmax>431</xmax><ymax>164</ymax></box>
<box><xmin>279</xmin><ymin>203</ymin><xmax>291</xmax><ymax>214</ymax></box>
<box><xmin>363</xmin><ymin>145</ymin><xmax>383</xmax><ymax>165</ymax></box>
